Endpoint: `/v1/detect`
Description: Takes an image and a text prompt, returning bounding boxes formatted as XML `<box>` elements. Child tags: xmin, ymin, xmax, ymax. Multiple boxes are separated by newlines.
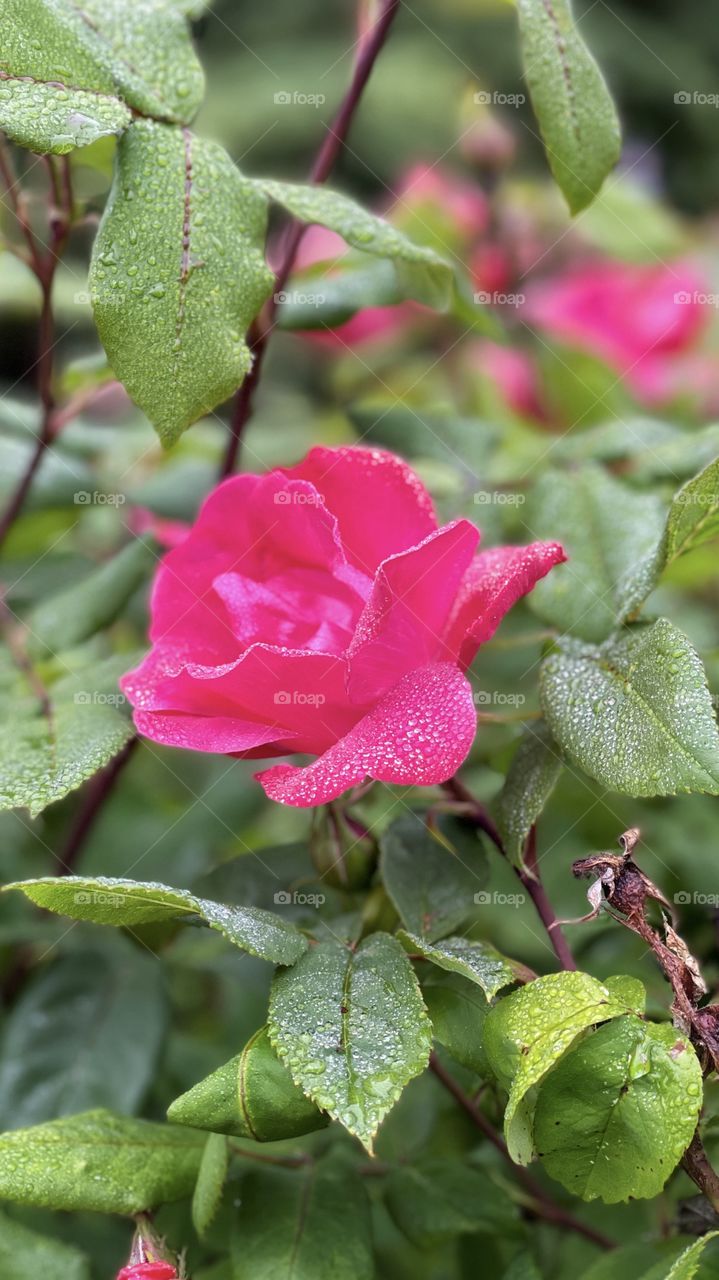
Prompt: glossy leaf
<box><xmin>516</xmin><ymin>0</ymin><xmax>621</xmax><ymax>213</ymax></box>
<box><xmin>0</xmin><ymin>1109</ymin><xmax>204</xmax><ymax>1213</ymax></box>
<box><xmin>0</xmin><ymin>1209</ymin><xmax>90</xmax><ymax>1280</ymax></box>
<box><xmin>255</xmin><ymin>178</ymin><xmax>454</xmax><ymax>309</ymax></box>
<box><xmin>27</xmin><ymin>536</ymin><xmax>157</xmax><ymax>655</ymax></box>
<box><xmin>231</xmin><ymin>1162</ymin><xmax>373</xmax><ymax>1280</ymax></box>
<box><xmin>3</xmin><ymin>876</ymin><xmax>308</xmax><ymax>966</ymax></box>
<box><xmin>90</xmin><ymin>121</ymin><xmax>273</xmax><ymax>445</ymax></box>
<box><xmin>484</xmin><ymin>971</ymin><xmax>638</xmax><ymax>1164</ymax></box>
<box><xmin>0</xmin><ymin>946</ymin><xmax>167</xmax><ymax>1129</ymax></box>
<box><xmin>168</xmin><ymin>1026</ymin><xmax>327</xmax><ymax>1141</ymax></box>
<box><xmin>379</xmin><ymin>811</ymin><xmax>486</xmax><ymax>942</ymax></box>
<box><xmin>496</xmin><ymin>720</ymin><xmax>563</xmax><ymax>868</ymax></box>
<box><xmin>399</xmin><ymin>930</ymin><xmax>525</xmax><ymax>999</ymax></box>
<box><xmin>534</xmin><ymin>1016</ymin><xmax>702</xmax><ymax>1202</ymax></box>
<box><xmin>268</xmin><ymin>933</ymin><xmax>431</xmax><ymax>1153</ymax></box>
<box><xmin>421</xmin><ymin>969</ymin><xmax>490</xmax><ymax>1076</ymax></box>
<box><xmin>192</xmin><ymin>1134</ymin><xmax>229</xmax><ymax>1239</ymax></box>
<box><xmin>663</xmin><ymin>1235</ymin><xmax>719</xmax><ymax>1280</ymax></box>
<box><xmin>526</xmin><ymin>466</ymin><xmax>665</xmax><ymax>642</ymax></box>
<box><xmin>540</xmin><ymin>620</ymin><xmax>719</xmax><ymax>797</ymax></box>
<box><xmin>0</xmin><ymin>79</ymin><xmax>130</xmax><ymax>154</ymax></box>
<box><xmin>0</xmin><ymin>648</ymin><xmax>135</xmax><ymax>817</ymax></box>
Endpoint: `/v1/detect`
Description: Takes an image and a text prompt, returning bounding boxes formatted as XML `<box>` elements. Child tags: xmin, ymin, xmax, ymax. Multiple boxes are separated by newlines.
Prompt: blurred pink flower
<box><xmin>471</xmin><ymin>340</ymin><xmax>548</xmax><ymax>422</ymax></box>
<box><xmin>525</xmin><ymin>259</ymin><xmax>713</xmax><ymax>406</ymax></box>
<box><xmin>122</xmin><ymin>447</ymin><xmax>564</xmax><ymax>807</ymax></box>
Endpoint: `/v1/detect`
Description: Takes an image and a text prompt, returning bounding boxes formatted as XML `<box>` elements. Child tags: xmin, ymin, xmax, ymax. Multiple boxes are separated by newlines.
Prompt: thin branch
<box><xmin>682</xmin><ymin>1132</ymin><xmax>719</xmax><ymax>1215</ymax></box>
<box><xmin>220</xmin><ymin>0</ymin><xmax>401</xmax><ymax>478</ymax></box>
<box><xmin>429</xmin><ymin>1054</ymin><xmax>614</xmax><ymax>1250</ymax></box>
<box><xmin>442</xmin><ymin>776</ymin><xmax>577</xmax><ymax>970</ymax></box>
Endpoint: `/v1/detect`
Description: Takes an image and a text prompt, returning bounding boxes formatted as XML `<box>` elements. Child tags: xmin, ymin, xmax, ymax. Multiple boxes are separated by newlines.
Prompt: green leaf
<box><xmin>421</xmin><ymin>969</ymin><xmax>490</xmax><ymax>1076</ymax></box>
<box><xmin>3</xmin><ymin>876</ymin><xmax>308</xmax><ymax>966</ymax></box>
<box><xmin>399</xmin><ymin>930</ymin><xmax>525</xmax><ymax>1000</ymax></box>
<box><xmin>192</xmin><ymin>1134</ymin><xmax>229</xmax><ymax>1240</ymax></box>
<box><xmin>0</xmin><ymin>79</ymin><xmax>130</xmax><ymax>154</ymax></box>
<box><xmin>168</xmin><ymin>1026</ymin><xmax>327</xmax><ymax>1141</ymax></box>
<box><xmin>90</xmin><ymin>121</ymin><xmax>273</xmax><ymax>446</ymax></box>
<box><xmin>27</xmin><ymin>537</ymin><xmax>156</xmax><ymax>655</ymax></box>
<box><xmin>0</xmin><ymin>1109</ymin><xmax>204</xmax><ymax>1214</ymax></box>
<box><xmin>664</xmin><ymin>1236</ymin><xmax>719</xmax><ymax>1280</ymax></box>
<box><xmin>379</xmin><ymin>811</ymin><xmax>486</xmax><ymax>942</ymax></box>
<box><xmin>268</xmin><ymin>933</ymin><xmax>431</xmax><ymax>1153</ymax></box>
<box><xmin>0</xmin><ymin>945</ymin><xmax>166</xmax><ymax>1129</ymax></box>
<box><xmin>516</xmin><ymin>0</ymin><xmax>621</xmax><ymax>213</ymax></box>
<box><xmin>534</xmin><ymin>1016</ymin><xmax>702</xmax><ymax>1202</ymax></box>
<box><xmin>383</xmin><ymin>1158</ymin><xmax>517</xmax><ymax>1248</ymax></box>
<box><xmin>496</xmin><ymin>721</ymin><xmax>563</xmax><ymax>868</ymax></box>
<box><xmin>0</xmin><ymin>648</ymin><xmax>135</xmax><ymax>816</ymax></box>
<box><xmin>484</xmin><ymin>971</ymin><xmax>638</xmax><ymax>1164</ymax></box>
<box><xmin>603</xmin><ymin>974</ymin><xmax>647</xmax><ymax>1013</ymax></box>
<box><xmin>540</xmin><ymin>620</ymin><xmax>719</xmax><ymax>797</ymax></box>
<box><xmin>526</xmin><ymin>467</ymin><xmax>665</xmax><ymax>642</ymax></box>
<box><xmin>620</xmin><ymin>456</ymin><xmax>719</xmax><ymax>618</ymax></box>
<box><xmin>0</xmin><ymin>1209</ymin><xmax>90</xmax><ymax>1280</ymax></box>
<box><xmin>255</xmin><ymin>179</ymin><xmax>454</xmax><ymax>309</ymax></box>
<box><xmin>63</xmin><ymin>0</ymin><xmax>205</xmax><ymax>124</ymax></box>
<box><xmin>231</xmin><ymin>1162</ymin><xmax>373</xmax><ymax>1280</ymax></box>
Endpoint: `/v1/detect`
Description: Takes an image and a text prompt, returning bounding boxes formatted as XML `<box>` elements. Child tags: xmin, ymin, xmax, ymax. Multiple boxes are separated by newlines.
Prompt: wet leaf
<box><xmin>0</xmin><ymin>79</ymin><xmax>130</xmax><ymax>154</ymax></box>
<box><xmin>90</xmin><ymin>121</ymin><xmax>273</xmax><ymax>445</ymax></box>
<box><xmin>384</xmin><ymin>1158</ymin><xmax>517</xmax><ymax>1248</ymax></box>
<box><xmin>379</xmin><ymin>811</ymin><xmax>486</xmax><ymax>942</ymax></box>
<box><xmin>421</xmin><ymin>968</ymin><xmax>490</xmax><ymax>1076</ymax></box>
<box><xmin>192</xmin><ymin>1134</ymin><xmax>228</xmax><ymax>1239</ymax></box>
<box><xmin>541</xmin><ymin>620</ymin><xmax>719</xmax><ymax>797</ymax></box>
<box><xmin>268</xmin><ymin>933</ymin><xmax>431</xmax><ymax>1153</ymax></box>
<box><xmin>168</xmin><ymin>1026</ymin><xmax>327</xmax><ymax>1141</ymax></box>
<box><xmin>0</xmin><ymin>1109</ymin><xmax>204</xmax><ymax>1214</ymax></box>
<box><xmin>496</xmin><ymin>720</ymin><xmax>563</xmax><ymax>868</ymax></box>
<box><xmin>3</xmin><ymin>876</ymin><xmax>308</xmax><ymax>966</ymax></box>
<box><xmin>484</xmin><ymin>971</ymin><xmax>638</xmax><ymax>1164</ymax></box>
<box><xmin>0</xmin><ymin>1209</ymin><xmax>90</xmax><ymax>1280</ymax></box>
<box><xmin>516</xmin><ymin>0</ymin><xmax>621</xmax><ymax>213</ymax></box>
<box><xmin>399</xmin><ymin>930</ymin><xmax>524</xmax><ymax>999</ymax></box>
<box><xmin>534</xmin><ymin>1016</ymin><xmax>702</xmax><ymax>1202</ymax></box>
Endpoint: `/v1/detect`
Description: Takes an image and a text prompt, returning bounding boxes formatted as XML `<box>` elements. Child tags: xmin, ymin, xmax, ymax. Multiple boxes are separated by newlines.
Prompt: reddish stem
<box><xmin>220</xmin><ymin>0</ymin><xmax>401</xmax><ymax>478</ymax></box>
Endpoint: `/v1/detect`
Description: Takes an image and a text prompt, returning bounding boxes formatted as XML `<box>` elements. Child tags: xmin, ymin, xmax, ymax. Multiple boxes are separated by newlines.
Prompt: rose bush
<box><xmin>121</xmin><ymin>446</ymin><xmax>564</xmax><ymax>806</ymax></box>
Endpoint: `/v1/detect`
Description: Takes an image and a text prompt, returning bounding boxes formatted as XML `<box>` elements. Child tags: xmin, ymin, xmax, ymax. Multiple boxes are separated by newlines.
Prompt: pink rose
<box><xmin>121</xmin><ymin>447</ymin><xmax>564</xmax><ymax>807</ymax></box>
<box><xmin>525</xmin><ymin>259</ymin><xmax>711</xmax><ymax>407</ymax></box>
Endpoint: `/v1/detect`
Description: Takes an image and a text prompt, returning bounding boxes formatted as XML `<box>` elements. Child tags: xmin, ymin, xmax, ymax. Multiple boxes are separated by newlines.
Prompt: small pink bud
<box><xmin>117</xmin><ymin>1264</ymin><xmax>177</xmax><ymax>1280</ymax></box>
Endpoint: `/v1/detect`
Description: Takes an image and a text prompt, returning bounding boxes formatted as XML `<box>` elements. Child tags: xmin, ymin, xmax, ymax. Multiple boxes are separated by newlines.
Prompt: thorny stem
<box><xmin>442</xmin><ymin>775</ymin><xmax>577</xmax><ymax>970</ymax></box>
<box><xmin>220</xmin><ymin>0</ymin><xmax>402</xmax><ymax>478</ymax></box>
<box><xmin>429</xmin><ymin>1054</ymin><xmax>614</xmax><ymax>1250</ymax></box>
<box><xmin>682</xmin><ymin>1133</ymin><xmax>719</xmax><ymax>1215</ymax></box>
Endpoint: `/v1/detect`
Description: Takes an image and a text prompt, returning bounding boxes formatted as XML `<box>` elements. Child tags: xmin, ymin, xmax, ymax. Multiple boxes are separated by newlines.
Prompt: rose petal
<box><xmin>282</xmin><ymin>446</ymin><xmax>437</xmax><ymax>573</ymax></box>
<box><xmin>256</xmin><ymin>662</ymin><xmax>476</xmax><ymax>807</ymax></box>
<box><xmin>347</xmin><ymin>521</ymin><xmax>478</xmax><ymax>703</ymax></box>
<box><xmin>132</xmin><ymin>709</ymin><xmax>289</xmax><ymax>755</ymax></box>
<box><xmin>443</xmin><ymin>542</ymin><xmax>566</xmax><ymax>669</ymax></box>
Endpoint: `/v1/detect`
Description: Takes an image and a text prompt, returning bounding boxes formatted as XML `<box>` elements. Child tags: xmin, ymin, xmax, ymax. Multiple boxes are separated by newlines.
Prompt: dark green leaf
<box><xmin>3</xmin><ymin>876</ymin><xmax>308</xmax><ymax>965</ymax></box>
<box><xmin>399</xmin><ymin>930</ymin><xmax>525</xmax><ymax>999</ymax></box>
<box><xmin>27</xmin><ymin>537</ymin><xmax>156</xmax><ymax>655</ymax></box>
<box><xmin>268</xmin><ymin>933</ymin><xmax>431</xmax><ymax>1153</ymax></box>
<box><xmin>0</xmin><ymin>945</ymin><xmax>166</xmax><ymax>1129</ymax></box>
<box><xmin>168</xmin><ymin>1026</ymin><xmax>327</xmax><ymax>1141</ymax></box>
<box><xmin>540</xmin><ymin>620</ymin><xmax>719</xmax><ymax>797</ymax></box>
<box><xmin>421</xmin><ymin>969</ymin><xmax>490</xmax><ymax>1076</ymax></box>
<box><xmin>192</xmin><ymin>1134</ymin><xmax>229</xmax><ymax>1240</ymax></box>
<box><xmin>91</xmin><ymin>121</ymin><xmax>273</xmax><ymax>445</ymax></box>
<box><xmin>379</xmin><ymin>811</ymin><xmax>486</xmax><ymax>942</ymax></box>
<box><xmin>484</xmin><ymin>971</ymin><xmax>639</xmax><ymax>1164</ymax></box>
<box><xmin>255</xmin><ymin>179</ymin><xmax>454</xmax><ymax>309</ymax></box>
<box><xmin>0</xmin><ymin>1209</ymin><xmax>90</xmax><ymax>1280</ymax></box>
<box><xmin>496</xmin><ymin>721</ymin><xmax>563</xmax><ymax>868</ymax></box>
<box><xmin>231</xmin><ymin>1162</ymin><xmax>373</xmax><ymax>1280</ymax></box>
<box><xmin>516</xmin><ymin>0</ymin><xmax>621</xmax><ymax>213</ymax></box>
<box><xmin>534</xmin><ymin>1016</ymin><xmax>702</xmax><ymax>1202</ymax></box>
<box><xmin>0</xmin><ymin>1109</ymin><xmax>204</xmax><ymax>1214</ymax></box>
<box><xmin>526</xmin><ymin>466</ymin><xmax>665</xmax><ymax>642</ymax></box>
<box><xmin>384</xmin><ymin>1158</ymin><xmax>517</xmax><ymax>1248</ymax></box>
<box><xmin>0</xmin><ymin>79</ymin><xmax>130</xmax><ymax>154</ymax></box>
<box><xmin>0</xmin><ymin>648</ymin><xmax>135</xmax><ymax>816</ymax></box>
